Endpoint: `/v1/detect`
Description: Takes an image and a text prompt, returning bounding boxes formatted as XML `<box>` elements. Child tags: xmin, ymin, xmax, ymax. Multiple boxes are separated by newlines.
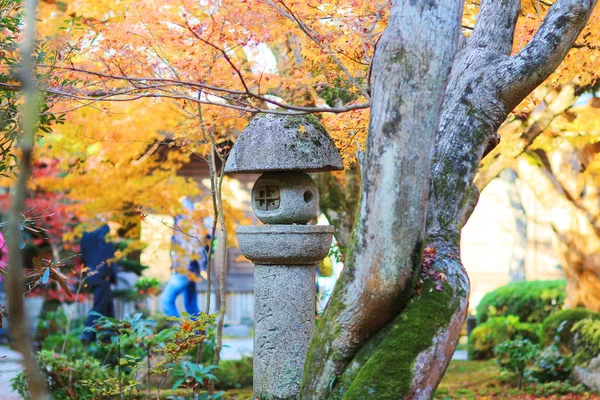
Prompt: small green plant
<box><xmin>494</xmin><ymin>339</ymin><xmax>540</xmax><ymax>389</ymax></box>
<box><xmin>171</xmin><ymin>361</ymin><xmax>221</xmax><ymax>393</ymax></box>
<box><xmin>529</xmin><ymin>345</ymin><xmax>573</xmax><ymax>383</ymax></box>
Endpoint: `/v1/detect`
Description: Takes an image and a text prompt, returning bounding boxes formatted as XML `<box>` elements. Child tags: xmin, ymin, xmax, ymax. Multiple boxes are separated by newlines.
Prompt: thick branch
<box><xmin>499</xmin><ymin>0</ymin><xmax>598</xmax><ymax>108</ymax></box>
<box><xmin>301</xmin><ymin>0</ymin><xmax>463</xmax><ymax>397</ymax></box>
<box><xmin>468</xmin><ymin>0</ymin><xmax>520</xmax><ymax>55</ymax></box>
<box><xmin>475</xmin><ymin>84</ymin><xmax>577</xmax><ymax>189</ymax></box>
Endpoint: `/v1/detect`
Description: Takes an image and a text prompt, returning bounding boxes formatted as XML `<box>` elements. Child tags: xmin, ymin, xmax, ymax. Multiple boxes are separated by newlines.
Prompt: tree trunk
<box><xmin>299</xmin><ymin>0</ymin><xmax>597</xmax><ymax>398</ymax></box>
<box><xmin>501</xmin><ymin>169</ymin><xmax>527</xmax><ymax>282</ymax></box>
<box><xmin>515</xmin><ymin>154</ymin><xmax>600</xmax><ymax>311</ymax></box>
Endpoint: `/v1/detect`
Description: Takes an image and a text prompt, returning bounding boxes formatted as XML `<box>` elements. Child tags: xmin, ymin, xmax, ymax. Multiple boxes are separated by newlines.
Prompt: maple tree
<box><xmin>2</xmin><ymin>0</ymin><xmax>600</xmax><ymax>399</ymax></box>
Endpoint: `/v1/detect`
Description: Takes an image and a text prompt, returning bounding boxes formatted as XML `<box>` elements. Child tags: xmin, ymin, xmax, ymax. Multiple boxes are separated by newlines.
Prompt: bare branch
<box><xmin>468</xmin><ymin>0</ymin><xmax>520</xmax><ymax>55</ymax></box>
<box><xmin>499</xmin><ymin>0</ymin><xmax>598</xmax><ymax>108</ymax></box>
<box><xmin>23</xmin><ymin>65</ymin><xmax>370</xmax><ymax>114</ymax></box>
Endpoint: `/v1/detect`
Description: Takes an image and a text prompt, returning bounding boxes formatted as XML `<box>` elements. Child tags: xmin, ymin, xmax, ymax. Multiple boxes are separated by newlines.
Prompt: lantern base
<box><xmin>253</xmin><ymin>264</ymin><xmax>316</xmax><ymax>400</ymax></box>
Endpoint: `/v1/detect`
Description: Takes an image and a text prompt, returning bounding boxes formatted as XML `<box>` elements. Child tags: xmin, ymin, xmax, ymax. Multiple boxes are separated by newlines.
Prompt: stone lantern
<box><xmin>224</xmin><ymin>113</ymin><xmax>343</xmax><ymax>400</ymax></box>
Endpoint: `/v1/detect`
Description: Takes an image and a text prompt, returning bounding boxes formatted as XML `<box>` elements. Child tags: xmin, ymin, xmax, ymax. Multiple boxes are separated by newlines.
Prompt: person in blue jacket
<box><xmin>161</xmin><ymin>199</ymin><xmax>211</xmax><ymax>318</ymax></box>
<box><xmin>80</xmin><ymin>224</ymin><xmax>118</xmax><ymax>344</ymax></box>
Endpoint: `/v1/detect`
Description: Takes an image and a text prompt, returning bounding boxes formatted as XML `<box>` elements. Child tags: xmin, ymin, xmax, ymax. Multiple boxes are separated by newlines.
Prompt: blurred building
<box><xmin>462</xmin><ymin>175</ymin><xmax>563</xmax><ymax>308</ymax></box>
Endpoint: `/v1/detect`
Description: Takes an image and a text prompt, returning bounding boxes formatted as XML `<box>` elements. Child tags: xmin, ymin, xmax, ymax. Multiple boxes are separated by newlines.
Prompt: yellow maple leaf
<box><xmin>299</xmin><ymin>125</ymin><xmax>307</xmax><ymax>134</ymax></box>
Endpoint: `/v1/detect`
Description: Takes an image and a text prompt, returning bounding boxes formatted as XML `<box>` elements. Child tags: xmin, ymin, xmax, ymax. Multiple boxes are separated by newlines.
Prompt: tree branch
<box><xmin>499</xmin><ymin>0</ymin><xmax>598</xmax><ymax>108</ymax></box>
<box><xmin>475</xmin><ymin>84</ymin><xmax>577</xmax><ymax>189</ymax></box>
<box><xmin>468</xmin><ymin>0</ymin><xmax>521</xmax><ymax>55</ymax></box>
<box><xmin>11</xmin><ymin>65</ymin><xmax>371</xmax><ymax>114</ymax></box>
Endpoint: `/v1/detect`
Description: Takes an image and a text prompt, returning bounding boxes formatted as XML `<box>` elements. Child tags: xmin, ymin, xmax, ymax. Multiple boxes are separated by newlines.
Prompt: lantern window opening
<box><xmin>255</xmin><ymin>185</ymin><xmax>281</xmax><ymax>211</ymax></box>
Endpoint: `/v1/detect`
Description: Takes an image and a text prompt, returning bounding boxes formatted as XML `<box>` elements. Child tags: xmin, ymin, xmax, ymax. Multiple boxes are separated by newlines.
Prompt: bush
<box><xmin>213</xmin><ymin>357</ymin><xmax>253</xmax><ymax>390</ymax></box>
<box><xmin>572</xmin><ymin>318</ymin><xmax>600</xmax><ymax>365</ymax></box>
<box><xmin>35</xmin><ymin>309</ymin><xmax>68</xmax><ymax>341</ymax></box>
<box><xmin>540</xmin><ymin>308</ymin><xmax>600</xmax><ymax>349</ymax></box>
<box><xmin>476</xmin><ymin>280</ymin><xmax>565</xmax><ymax>324</ymax></box>
<box><xmin>529</xmin><ymin>345</ymin><xmax>574</xmax><ymax>383</ymax></box>
<box><xmin>494</xmin><ymin>339</ymin><xmax>540</xmax><ymax>389</ymax></box>
<box><xmin>468</xmin><ymin>316</ymin><xmax>540</xmax><ymax>360</ymax></box>
<box><xmin>11</xmin><ymin>350</ymin><xmax>117</xmax><ymax>400</ymax></box>
<box><xmin>40</xmin><ymin>333</ymin><xmax>86</xmax><ymax>358</ymax></box>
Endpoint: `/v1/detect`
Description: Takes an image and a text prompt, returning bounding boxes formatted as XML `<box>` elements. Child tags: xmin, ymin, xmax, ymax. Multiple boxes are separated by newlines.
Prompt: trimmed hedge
<box><xmin>468</xmin><ymin>316</ymin><xmax>540</xmax><ymax>360</ymax></box>
<box><xmin>476</xmin><ymin>280</ymin><xmax>565</xmax><ymax>324</ymax></box>
<box><xmin>540</xmin><ymin>308</ymin><xmax>600</xmax><ymax>350</ymax></box>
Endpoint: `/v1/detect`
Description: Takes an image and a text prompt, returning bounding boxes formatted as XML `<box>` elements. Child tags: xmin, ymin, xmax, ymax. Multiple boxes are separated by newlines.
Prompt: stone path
<box><xmin>0</xmin><ymin>347</ymin><xmax>22</xmax><ymax>400</ymax></box>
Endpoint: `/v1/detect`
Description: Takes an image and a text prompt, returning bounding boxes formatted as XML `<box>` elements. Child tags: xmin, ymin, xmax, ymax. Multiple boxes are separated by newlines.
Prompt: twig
<box><xmin>211</xmin><ymin>125</ymin><xmax>228</xmax><ymax>372</ymax></box>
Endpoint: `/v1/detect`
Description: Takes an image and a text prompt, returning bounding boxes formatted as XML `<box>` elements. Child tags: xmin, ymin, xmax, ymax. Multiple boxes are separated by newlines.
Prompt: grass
<box><xmin>157</xmin><ymin>360</ymin><xmax>598</xmax><ymax>400</ymax></box>
<box><xmin>434</xmin><ymin>360</ymin><xmax>599</xmax><ymax>400</ymax></box>
<box><xmin>222</xmin><ymin>388</ymin><xmax>253</xmax><ymax>399</ymax></box>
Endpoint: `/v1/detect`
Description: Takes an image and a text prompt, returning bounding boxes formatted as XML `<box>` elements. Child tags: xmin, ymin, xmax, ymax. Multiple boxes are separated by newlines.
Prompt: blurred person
<box><xmin>80</xmin><ymin>223</ymin><xmax>119</xmax><ymax>345</ymax></box>
<box><xmin>161</xmin><ymin>199</ymin><xmax>212</xmax><ymax>318</ymax></box>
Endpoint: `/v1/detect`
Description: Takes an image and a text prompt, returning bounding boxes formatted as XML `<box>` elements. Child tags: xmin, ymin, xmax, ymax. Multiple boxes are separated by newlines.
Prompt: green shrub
<box><xmin>532</xmin><ymin>381</ymin><xmax>588</xmax><ymax>396</ymax></box>
<box><xmin>40</xmin><ymin>333</ymin><xmax>86</xmax><ymax>358</ymax></box>
<box><xmin>476</xmin><ymin>280</ymin><xmax>565</xmax><ymax>324</ymax></box>
<box><xmin>494</xmin><ymin>339</ymin><xmax>540</xmax><ymax>389</ymax></box>
<box><xmin>468</xmin><ymin>316</ymin><xmax>540</xmax><ymax>360</ymax></box>
<box><xmin>35</xmin><ymin>309</ymin><xmax>68</xmax><ymax>341</ymax></box>
<box><xmin>540</xmin><ymin>308</ymin><xmax>600</xmax><ymax>349</ymax></box>
<box><xmin>529</xmin><ymin>345</ymin><xmax>573</xmax><ymax>383</ymax></box>
<box><xmin>572</xmin><ymin>318</ymin><xmax>600</xmax><ymax>365</ymax></box>
<box><xmin>11</xmin><ymin>350</ymin><xmax>117</xmax><ymax>400</ymax></box>
<box><xmin>213</xmin><ymin>357</ymin><xmax>253</xmax><ymax>390</ymax></box>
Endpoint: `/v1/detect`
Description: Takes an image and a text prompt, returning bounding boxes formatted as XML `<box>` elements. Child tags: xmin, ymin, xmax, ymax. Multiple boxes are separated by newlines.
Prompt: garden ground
<box><xmin>3</xmin><ymin>348</ymin><xmax>598</xmax><ymax>399</ymax></box>
<box><xmin>434</xmin><ymin>360</ymin><xmax>600</xmax><ymax>400</ymax></box>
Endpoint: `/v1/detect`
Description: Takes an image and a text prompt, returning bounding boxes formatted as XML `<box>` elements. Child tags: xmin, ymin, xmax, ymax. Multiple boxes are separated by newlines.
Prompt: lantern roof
<box><xmin>224</xmin><ymin>113</ymin><xmax>344</xmax><ymax>174</ymax></box>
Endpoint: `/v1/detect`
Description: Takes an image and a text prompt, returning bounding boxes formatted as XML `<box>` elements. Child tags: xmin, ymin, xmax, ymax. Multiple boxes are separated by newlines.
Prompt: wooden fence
<box><xmin>71</xmin><ymin>291</ymin><xmax>254</xmax><ymax>325</ymax></box>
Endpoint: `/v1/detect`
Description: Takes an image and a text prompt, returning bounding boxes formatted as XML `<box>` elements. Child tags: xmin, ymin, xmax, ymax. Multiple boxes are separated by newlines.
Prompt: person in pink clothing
<box><xmin>0</xmin><ymin>231</ymin><xmax>7</xmax><ymax>336</ymax></box>
<box><xmin>0</xmin><ymin>231</ymin><xmax>7</xmax><ymax>291</ymax></box>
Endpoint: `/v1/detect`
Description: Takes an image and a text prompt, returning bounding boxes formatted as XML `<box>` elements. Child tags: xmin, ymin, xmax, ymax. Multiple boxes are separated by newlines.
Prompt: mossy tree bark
<box><xmin>300</xmin><ymin>1</ymin><xmax>598</xmax><ymax>399</ymax></box>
